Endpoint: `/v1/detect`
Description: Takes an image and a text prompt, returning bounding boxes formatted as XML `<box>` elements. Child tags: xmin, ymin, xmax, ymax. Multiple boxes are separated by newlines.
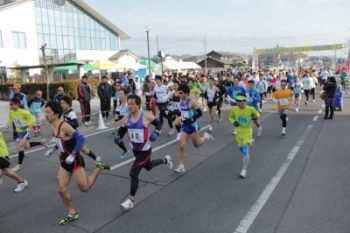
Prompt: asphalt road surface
<box><xmin>1</xmin><ymin>90</ymin><xmax>350</xmax><ymax>233</ymax></box>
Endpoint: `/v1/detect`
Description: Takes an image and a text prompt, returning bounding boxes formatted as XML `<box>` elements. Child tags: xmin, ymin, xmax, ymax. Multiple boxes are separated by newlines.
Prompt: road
<box><xmin>1</xmin><ymin>90</ymin><xmax>350</xmax><ymax>233</ymax></box>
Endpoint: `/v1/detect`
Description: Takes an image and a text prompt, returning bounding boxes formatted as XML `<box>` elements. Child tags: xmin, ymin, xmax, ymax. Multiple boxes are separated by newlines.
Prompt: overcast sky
<box><xmin>85</xmin><ymin>0</ymin><xmax>350</xmax><ymax>57</ymax></box>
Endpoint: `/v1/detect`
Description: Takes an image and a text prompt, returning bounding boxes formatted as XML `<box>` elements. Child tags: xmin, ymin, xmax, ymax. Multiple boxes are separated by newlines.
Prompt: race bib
<box><xmin>294</xmin><ymin>89</ymin><xmax>301</xmax><ymax>94</ymax></box>
<box><xmin>173</xmin><ymin>102</ymin><xmax>180</xmax><ymax>110</ymax></box>
<box><xmin>54</xmin><ymin>137</ymin><xmax>65</xmax><ymax>153</ymax></box>
<box><xmin>232</xmin><ymin>91</ymin><xmax>240</xmax><ymax>98</ymax></box>
<box><xmin>158</xmin><ymin>93</ymin><xmax>166</xmax><ymax>101</ymax></box>
<box><xmin>279</xmin><ymin>98</ymin><xmax>288</xmax><ymax>106</ymax></box>
<box><xmin>258</xmin><ymin>86</ymin><xmax>264</xmax><ymax>92</ymax></box>
<box><xmin>13</xmin><ymin>118</ymin><xmax>24</xmax><ymax>127</ymax></box>
<box><xmin>181</xmin><ymin>111</ymin><xmax>189</xmax><ymax>121</ymax></box>
<box><xmin>246</xmin><ymin>94</ymin><xmax>253</xmax><ymax>102</ymax></box>
<box><xmin>237</xmin><ymin>115</ymin><xmax>250</xmax><ymax>126</ymax></box>
<box><xmin>128</xmin><ymin>128</ymin><xmax>144</xmax><ymax>143</ymax></box>
<box><xmin>306</xmin><ymin>80</ymin><xmax>310</xmax><ymax>85</ymax></box>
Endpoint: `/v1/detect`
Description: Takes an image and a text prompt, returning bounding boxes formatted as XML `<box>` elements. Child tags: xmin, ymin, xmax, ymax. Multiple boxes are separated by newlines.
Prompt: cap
<box><xmin>235</xmin><ymin>93</ymin><xmax>246</xmax><ymax>101</ymax></box>
<box><xmin>13</xmin><ymin>84</ymin><xmax>21</xmax><ymax>89</ymax></box>
<box><xmin>214</xmin><ymin>77</ymin><xmax>218</xmax><ymax>81</ymax></box>
<box><xmin>167</xmin><ymin>82</ymin><xmax>174</xmax><ymax>87</ymax></box>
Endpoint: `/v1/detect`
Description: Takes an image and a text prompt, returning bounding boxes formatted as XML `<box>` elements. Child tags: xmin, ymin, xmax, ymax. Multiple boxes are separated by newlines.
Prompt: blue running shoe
<box><xmin>120</xmin><ymin>150</ymin><xmax>130</xmax><ymax>159</ymax></box>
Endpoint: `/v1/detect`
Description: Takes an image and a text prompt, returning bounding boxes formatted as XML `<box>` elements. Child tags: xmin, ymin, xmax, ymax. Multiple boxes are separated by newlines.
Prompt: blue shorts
<box><xmin>294</xmin><ymin>94</ymin><xmax>300</xmax><ymax>98</ymax></box>
<box><xmin>17</xmin><ymin>132</ymin><xmax>31</xmax><ymax>140</ymax></box>
<box><xmin>181</xmin><ymin>122</ymin><xmax>200</xmax><ymax>135</ymax></box>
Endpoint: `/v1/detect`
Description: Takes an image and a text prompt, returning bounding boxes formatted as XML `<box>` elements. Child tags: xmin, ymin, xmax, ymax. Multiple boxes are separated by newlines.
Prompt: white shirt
<box><xmin>154</xmin><ymin>85</ymin><xmax>168</xmax><ymax>103</ymax></box>
<box><xmin>302</xmin><ymin>77</ymin><xmax>314</xmax><ymax>90</ymax></box>
<box><xmin>321</xmin><ymin>71</ymin><xmax>329</xmax><ymax>80</ymax></box>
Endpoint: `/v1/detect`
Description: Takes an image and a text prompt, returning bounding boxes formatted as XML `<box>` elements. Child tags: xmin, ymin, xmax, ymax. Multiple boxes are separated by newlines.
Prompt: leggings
<box><xmin>167</xmin><ymin>111</ymin><xmax>181</xmax><ymax>132</ymax></box>
<box><xmin>129</xmin><ymin>149</ymin><xmax>164</xmax><ymax>196</ymax></box>
<box><xmin>156</xmin><ymin>103</ymin><xmax>169</xmax><ymax>130</ymax></box>
<box><xmin>304</xmin><ymin>89</ymin><xmax>315</xmax><ymax>101</ymax></box>
<box><xmin>280</xmin><ymin>114</ymin><xmax>287</xmax><ymax>127</ymax></box>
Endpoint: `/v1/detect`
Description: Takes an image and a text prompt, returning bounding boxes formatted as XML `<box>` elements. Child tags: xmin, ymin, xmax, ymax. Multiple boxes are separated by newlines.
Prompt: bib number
<box><xmin>294</xmin><ymin>89</ymin><xmax>301</xmax><ymax>94</ymax></box>
<box><xmin>181</xmin><ymin>111</ymin><xmax>189</xmax><ymax>121</ymax></box>
<box><xmin>237</xmin><ymin>116</ymin><xmax>250</xmax><ymax>126</ymax></box>
<box><xmin>13</xmin><ymin>118</ymin><xmax>24</xmax><ymax>127</ymax></box>
<box><xmin>128</xmin><ymin>129</ymin><xmax>144</xmax><ymax>143</ymax></box>
<box><xmin>173</xmin><ymin>102</ymin><xmax>180</xmax><ymax>110</ymax></box>
<box><xmin>258</xmin><ymin>86</ymin><xmax>264</xmax><ymax>92</ymax></box>
<box><xmin>279</xmin><ymin>98</ymin><xmax>288</xmax><ymax>106</ymax></box>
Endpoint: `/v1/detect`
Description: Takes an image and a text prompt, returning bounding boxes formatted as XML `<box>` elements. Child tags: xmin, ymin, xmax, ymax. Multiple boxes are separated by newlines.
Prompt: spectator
<box><xmin>142</xmin><ymin>75</ymin><xmax>152</xmax><ymax>110</ymax></box>
<box><xmin>27</xmin><ymin>90</ymin><xmax>45</xmax><ymax>137</ymax></box>
<box><xmin>53</xmin><ymin>86</ymin><xmax>67</xmax><ymax>103</ymax></box>
<box><xmin>77</xmin><ymin>75</ymin><xmax>93</xmax><ymax>126</ymax></box>
<box><xmin>121</xmin><ymin>72</ymin><xmax>129</xmax><ymax>87</ymax></box>
<box><xmin>97</xmin><ymin>76</ymin><xmax>113</xmax><ymax>121</ymax></box>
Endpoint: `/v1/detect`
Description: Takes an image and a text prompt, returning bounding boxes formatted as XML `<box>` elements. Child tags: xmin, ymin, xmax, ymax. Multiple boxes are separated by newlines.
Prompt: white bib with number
<box><xmin>173</xmin><ymin>102</ymin><xmax>180</xmax><ymax>110</ymax></box>
<box><xmin>54</xmin><ymin>137</ymin><xmax>65</xmax><ymax>153</ymax></box>
<box><xmin>13</xmin><ymin>118</ymin><xmax>24</xmax><ymax>127</ymax></box>
<box><xmin>128</xmin><ymin>128</ymin><xmax>144</xmax><ymax>143</ymax></box>
<box><xmin>279</xmin><ymin>98</ymin><xmax>288</xmax><ymax>106</ymax></box>
<box><xmin>181</xmin><ymin>111</ymin><xmax>189</xmax><ymax>120</ymax></box>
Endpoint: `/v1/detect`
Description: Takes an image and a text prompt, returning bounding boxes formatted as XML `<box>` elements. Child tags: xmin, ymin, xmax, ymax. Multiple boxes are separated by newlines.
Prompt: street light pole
<box><xmin>145</xmin><ymin>26</ymin><xmax>152</xmax><ymax>79</ymax></box>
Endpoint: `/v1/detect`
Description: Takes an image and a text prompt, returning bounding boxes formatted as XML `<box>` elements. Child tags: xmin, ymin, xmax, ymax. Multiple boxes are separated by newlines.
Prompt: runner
<box><xmin>301</xmin><ymin>71</ymin><xmax>315</xmax><ymax>105</ymax></box>
<box><xmin>214</xmin><ymin>77</ymin><xmax>227</xmax><ymax>122</ymax></box>
<box><xmin>203</xmin><ymin>77</ymin><xmax>221</xmax><ymax>132</ymax></box>
<box><xmin>226</xmin><ymin>76</ymin><xmax>246</xmax><ymax>135</ymax></box>
<box><xmin>5</xmin><ymin>98</ymin><xmax>48</xmax><ymax>172</ymax></box>
<box><xmin>27</xmin><ymin>90</ymin><xmax>45</xmax><ymax>137</ymax></box>
<box><xmin>228</xmin><ymin>92</ymin><xmax>259</xmax><ymax>178</ymax></box>
<box><xmin>255</xmin><ymin>74</ymin><xmax>268</xmax><ymax>112</ymax></box>
<box><xmin>45</xmin><ymin>96</ymin><xmax>102</xmax><ymax>162</ymax></box>
<box><xmin>44</xmin><ymin>100</ymin><xmax>110</xmax><ymax>225</ymax></box>
<box><xmin>292</xmin><ymin>77</ymin><xmax>303</xmax><ymax>112</ymax></box>
<box><xmin>153</xmin><ymin>76</ymin><xmax>169</xmax><ymax>135</ymax></box>
<box><xmin>272</xmin><ymin>80</ymin><xmax>294</xmax><ymax>136</ymax></box>
<box><xmin>113</xmin><ymin>94</ymin><xmax>173</xmax><ymax>211</ymax></box>
<box><xmin>0</xmin><ymin>132</ymin><xmax>28</xmax><ymax>192</ymax></box>
<box><xmin>173</xmin><ymin>84</ymin><xmax>214</xmax><ymax>173</ymax></box>
<box><xmin>200</xmin><ymin>75</ymin><xmax>209</xmax><ymax>111</ymax></box>
<box><xmin>245</xmin><ymin>80</ymin><xmax>262</xmax><ymax>137</ymax></box>
<box><xmin>167</xmin><ymin>81</ymin><xmax>182</xmax><ymax>140</ymax></box>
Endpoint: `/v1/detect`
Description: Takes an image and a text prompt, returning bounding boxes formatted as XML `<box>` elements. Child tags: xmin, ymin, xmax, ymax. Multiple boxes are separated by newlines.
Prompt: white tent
<box><xmin>119</xmin><ymin>61</ymin><xmax>146</xmax><ymax>71</ymax></box>
<box><xmin>163</xmin><ymin>57</ymin><xmax>181</xmax><ymax>70</ymax></box>
<box><xmin>178</xmin><ymin>61</ymin><xmax>201</xmax><ymax>70</ymax></box>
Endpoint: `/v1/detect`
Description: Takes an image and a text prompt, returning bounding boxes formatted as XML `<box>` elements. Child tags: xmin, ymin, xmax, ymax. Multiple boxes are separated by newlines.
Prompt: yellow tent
<box><xmin>92</xmin><ymin>59</ymin><xmax>120</xmax><ymax>70</ymax></box>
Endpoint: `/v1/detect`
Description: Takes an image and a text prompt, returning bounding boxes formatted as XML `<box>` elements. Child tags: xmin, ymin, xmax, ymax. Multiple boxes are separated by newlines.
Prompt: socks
<box><xmin>18</xmin><ymin>151</ymin><xmax>24</xmax><ymax>164</ymax></box>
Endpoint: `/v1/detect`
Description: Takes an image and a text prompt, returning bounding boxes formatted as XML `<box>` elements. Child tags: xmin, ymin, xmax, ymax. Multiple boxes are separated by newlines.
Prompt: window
<box><xmin>0</xmin><ymin>31</ymin><xmax>3</xmax><ymax>48</ymax></box>
<box><xmin>12</xmin><ymin>32</ymin><xmax>27</xmax><ymax>49</ymax></box>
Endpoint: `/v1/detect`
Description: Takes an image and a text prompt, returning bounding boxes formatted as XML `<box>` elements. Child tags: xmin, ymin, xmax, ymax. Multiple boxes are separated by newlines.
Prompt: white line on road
<box><xmin>317</xmin><ymin>109</ymin><xmax>322</xmax><ymax>114</ymax></box>
<box><xmin>234</xmin><ymin>125</ymin><xmax>313</xmax><ymax>233</ymax></box>
<box><xmin>313</xmin><ymin>116</ymin><xmax>318</xmax><ymax>121</ymax></box>
<box><xmin>110</xmin><ymin>125</ymin><xmax>210</xmax><ymax>170</ymax></box>
<box><xmin>9</xmin><ymin>127</ymin><xmax>112</xmax><ymax>158</ymax></box>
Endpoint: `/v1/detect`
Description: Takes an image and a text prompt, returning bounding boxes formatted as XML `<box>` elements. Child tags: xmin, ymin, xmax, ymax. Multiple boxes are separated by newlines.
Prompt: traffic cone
<box><xmin>96</xmin><ymin>111</ymin><xmax>107</xmax><ymax>130</ymax></box>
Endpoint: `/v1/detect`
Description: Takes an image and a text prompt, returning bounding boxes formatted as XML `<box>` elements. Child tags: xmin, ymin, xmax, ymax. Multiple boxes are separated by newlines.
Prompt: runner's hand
<box><xmin>65</xmin><ymin>155</ymin><xmax>75</xmax><ymax>164</ymax></box>
<box><xmin>45</xmin><ymin>149</ymin><xmax>55</xmax><ymax>158</ymax></box>
<box><xmin>4</xmin><ymin>125</ymin><xmax>10</xmax><ymax>132</ymax></box>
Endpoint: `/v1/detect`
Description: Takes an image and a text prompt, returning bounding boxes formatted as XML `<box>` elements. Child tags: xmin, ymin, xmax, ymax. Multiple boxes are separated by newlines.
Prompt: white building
<box><xmin>0</xmin><ymin>0</ymin><xmax>130</xmax><ymax>78</ymax></box>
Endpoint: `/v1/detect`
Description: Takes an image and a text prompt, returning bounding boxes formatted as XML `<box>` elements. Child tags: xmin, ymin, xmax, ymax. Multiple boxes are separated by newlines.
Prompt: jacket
<box><xmin>97</xmin><ymin>82</ymin><xmax>113</xmax><ymax>100</ymax></box>
<box><xmin>9</xmin><ymin>91</ymin><xmax>26</xmax><ymax>108</ymax></box>
<box><xmin>323</xmin><ymin>82</ymin><xmax>337</xmax><ymax>99</ymax></box>
<box><xmin>27</xmin><ymin>97</ymin><xmax>45</xmax><ymax>115</ymax></box>
<box><xmin>77</xmin><ymin>82</ymin><xmax>92</xmax><ymax>102</ymax></box>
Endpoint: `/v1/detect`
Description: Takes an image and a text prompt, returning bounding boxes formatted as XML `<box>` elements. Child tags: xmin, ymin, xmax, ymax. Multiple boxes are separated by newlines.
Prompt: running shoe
<box><xmin>120</xmin><ymin>199</ymin><xmax>133</xmax><ymax>212</ymax></box>
<box><xmin>312</xmin><ymin>100</ymin><xmax>315</xmax><ymax>102</ymax></box>
<box><xmin>16</xmin><ymin>138</ymin><xmax>20</xmax><ymax>142</ymax></box>
<box><xmin>233</xmin><ymin>129</ymin><xmax>237</xmax><ymax>135</ymax></box>
<box><xmin>96</xmin><ymin>161</ymin><xmax>111</xmax><ymax>170</ymax></box>
<box><xmin>218</xmin><ymin>114</ymin><xmax>222</xmax><ymax>122</ymax></box>
<box><xmin>165</xmin><ymin>155</ymin><xmax>173</xmax><ymax>169</ymax></box>
<box><xmin>208</xmin><ymin>126</ymin><xmax>213</xmax><ymax>132</ymax></box>
<box><xmin>296</xmin><ymin>108</ymin><xmax>299</xmax><ymax>112</ymax></box>
<box><xmin>0</xmin><ymin>169</ymin><xmax>3</xmax><ymax>185</ymax></box>
<box><xmin>305</xmin><ymin>101</ymin><xmax>308</xmax><ymax>105</ymax></box>
<box><xmin>14</xmin><ymin>180</ymin><xmax>28</xmax><ymax>192</ymax></box>
<box><xmin>111</xmin><ymin>129</ymin><xmax>118</xmax><ymax>135</ymax></box>
<box><xmin>11</xmin><ymin>164</ymin><xmax>23</xmax><ymax>172</ymax></box>
<box><xmin>59</xmin><ymin>213</ymin><xmax>79</xmax><ymax>225</ymax></box>
<box><xmin>168</xmin><ymin>129</ymin><xmax>175</xmax><ymax>136</ymax></box>
<box><xmin>240</xmin><ymin>169</ymin><xmax>247</xmax><ymax>178</ymax></box>
<box><xmin>120</xmin><ymin>150</ymin><xmax>130</xmax><ymax>159</ymax></box>
<box><xmin>41</xmin><ymin>139</ymin><xmax>48</xmax><ymax>148</ymax></box>
<box><xmin>174</xmin><ymin>164</ymin><xmax>185</xmax><ymax>173</ymax></box>
<box><xmin>84</xmin><ymin>122</ymin><xmax>90</xmax><ymax>126</ymax></box>
<box><xmin>204</xmin><ymin>132</ymin><xmax>214</xmax><ymax>141</ymax></box>
<box><xmin>176</xmin><ymin>133</ymin><xmax>181</xmax><ymax>141</ymax></box>
<box><xmin>257</xmin><ymin>127</ymin><xmax>262</xmax><ymax>137</ymax></box>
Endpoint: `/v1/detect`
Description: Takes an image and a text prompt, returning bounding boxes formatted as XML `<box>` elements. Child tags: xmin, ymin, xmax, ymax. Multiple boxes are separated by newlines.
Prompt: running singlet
<box><xmin>63</xmin><ymin>109</ymin><xmax>78</xmax><ymax>129</ymax></box>
<box><xmin>117</xmin><ymin>102</ymin><xmax>129</xmax><ymax>116</ymax></box>
<box><xmin>170</xmin><ymin>93</ymin><xmax>181</xmax><ymax>111</ymax></box>
<box><xmin>293</xmin><ymin>83</ymin><xmax>302</xmax><ymax>95</ymax></box>
<box><xmin>127</xmin><ymin>112</ymin><xmax>151</xmax><ymax>151</ymax></box>
<box><xmin>180</xmin><ymin>99</ymin><xmax>197</xmax><ymax>123</ymax></box>
<box><xmin>7</xmin><ymin>109</ymin><xmax>35</xmax><ymax>133</ymax></box>
<box><xmin>207</xmin><ymin>86</ymin><xmax>216</xmax><ymax>102</ymax></box>
<box><xmin>0</xmin><ymin>132</ymin><xmax>9</xmax><ymax>157</ymax></box>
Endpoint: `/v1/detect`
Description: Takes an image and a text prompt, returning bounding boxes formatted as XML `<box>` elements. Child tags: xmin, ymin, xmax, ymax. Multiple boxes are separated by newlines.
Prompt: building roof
<box><xmin>0</xmin><ymin>1</ymin><xmax>130</xmax><ymax>40</ymax></box>
<box><xmin>201</xmin><ymin>57</ymin><xmax>233</xmax><ymax>65</ymax></box>
<box><xmin>72</xmin><ymin>0</ymin><xmax>130</xmax><ymax>40</ymax></box>
<box><xmin>109</xmin><ymin>50</ymin><xmax>141</xmax><ymax>60</ymax></box>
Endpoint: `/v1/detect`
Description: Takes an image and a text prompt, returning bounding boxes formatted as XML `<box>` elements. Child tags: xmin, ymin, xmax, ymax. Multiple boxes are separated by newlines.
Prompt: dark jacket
<box><xmin>323</xmin><ymin>81</ymin><xmax>337</xmax><ymax>99</ymax></box>
<box><xmin>97</xmin><ymin>82</ymin><xmax>113</xmax><ymax>100</ymax></box>
<box><xmin>77</xmin><ymin>82</ymin><xmax>92</xmax><ymax>102</ymax></box>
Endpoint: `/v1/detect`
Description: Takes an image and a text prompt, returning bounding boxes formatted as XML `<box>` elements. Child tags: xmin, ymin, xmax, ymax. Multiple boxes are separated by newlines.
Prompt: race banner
<box><xmin>255</xmin><ymin>44</ymin><xmax>343</xmax><ymax>55</ymax></box>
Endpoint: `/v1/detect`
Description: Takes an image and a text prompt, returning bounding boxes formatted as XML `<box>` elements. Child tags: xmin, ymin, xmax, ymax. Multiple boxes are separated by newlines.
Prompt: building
<box><xmin>197</xmin><ymin>50</ymin><xmax>246</xmax><ymax>69</ymax></box>
<box><xmin>0</xmin><ymin>0</ymin><xmax>130</xmax><ymax>78</ymax></box>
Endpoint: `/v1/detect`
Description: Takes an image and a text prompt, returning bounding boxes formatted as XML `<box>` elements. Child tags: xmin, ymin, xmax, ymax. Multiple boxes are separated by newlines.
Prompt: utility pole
<box><xmin>156</xmin><ymin>35</ymin><xmax>159</xmax><ymax>64</ymax></box>
<box><xmin>145</xmin><ymin>26</ymin><xmax>152</xmax><ymax>79</ymax></box>
<box><xmin>40</xmin><ymin>44</ymin><xmax>53</xmax><ymax>101</ymax></box>
<box><xmin>204</xmin><ymin>35</ymin><xmax>207</xmax><ymax>73</ymax></box>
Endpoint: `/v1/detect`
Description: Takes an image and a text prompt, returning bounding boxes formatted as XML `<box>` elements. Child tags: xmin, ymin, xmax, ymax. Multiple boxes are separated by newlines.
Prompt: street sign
<box><xmin>0</xmin><ymin>66</ymin><xmax>6</xmax><ymax>74</ymax></box>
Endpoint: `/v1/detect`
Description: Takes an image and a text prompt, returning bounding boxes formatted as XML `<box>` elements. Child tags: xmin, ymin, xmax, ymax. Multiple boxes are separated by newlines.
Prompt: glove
<box><xmin>65</xmin><ymin>155</ymin><xmax>75</xmax><ymax>164</ymax></box>
<box><xmin>252</xmin><ymin>116</ymin><xmax>258</xmax><ymax>121</ymax></box>
<box><xmin>45</xmin><ymin>149</ymin><xmax>55</xmax><ymax>158</ymax></box>
<box><xmin>21</xmin><ymin>126</ymin><xmax>28</xmax><ymax>131</ymax></box>
<box><xmin>4</xmin><ymin>125</ymin><xmax>10</xmax><ymax>132</ymax></box>
<box><xmin>232</xmin><ymin>121</ymin><xmax>240</xmax><ymax>127</ymax></box>
<box><xmin>149</xmin><ymin>132</ymin><xmax>158</xmax><ymax>142</ymax></box>
<box><xmin>114</xmin><ymin>136</ymin><xmax>121</xmax><ymax>145</ymax></box>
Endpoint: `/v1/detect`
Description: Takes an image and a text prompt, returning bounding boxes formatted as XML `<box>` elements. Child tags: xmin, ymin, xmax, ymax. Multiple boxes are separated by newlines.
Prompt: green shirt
<box><xmin>200</xmin><ymin>82</ymin><xmax>209</xmax><ymax>93</ymax></box>
<box><xmin>189</xmin><ymin>87</ymin><xmax>201</xmax><ymax>101</ymax></box>
<box><xmin>0</xmin><ymin>133</ymin><xmax>9</xmax><ymax>157</ymax></box>
<box><xmin>340</xmin><ymin>71</ymin><xmax>348</xmax><ymax>82</ymax></box>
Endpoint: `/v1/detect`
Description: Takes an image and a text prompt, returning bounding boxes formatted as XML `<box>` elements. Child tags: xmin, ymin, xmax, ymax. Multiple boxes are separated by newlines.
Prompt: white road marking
<box><xmin>313</xmin><ymin>116</ymin><xmax>318</xmax><ymax>121</ymax></box>
<box><xmin>9</xmin><ymin>127</ymin><xmax>113</xmax><ymax>158</ymax></box>
<box><xmin>317</xmin><ymin>109</ymin><xmax>322</xmax><ymax>114</ymax></box>
<box><xmin>234</xmin><ymin>125</ymin><xmax>313</xmax><ymax>233</ymax></box>
<box><xmin>110</xmin><ymin>125</ymin><xmax>210</xmax><ymax>170</ymax></box>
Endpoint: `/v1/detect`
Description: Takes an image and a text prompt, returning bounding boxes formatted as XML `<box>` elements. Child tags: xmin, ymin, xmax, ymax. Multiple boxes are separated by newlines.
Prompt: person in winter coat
<box><xmin>53</xmin><ymin>86</ymin><xmax>67</xmax><ymax>103</ymax></box>
<box><xmin>142</xmin><ymin>76</ymin><xmax>152</xmax><ymax>110</ymax></box>
<box><xmin>27</xmin><ymin>90</ymin><xmax>45</xmax><ymax>137</ymax></box>
<box><xmin>77</xmin><ymin>75</ymin><xmax>94</xmax><ymax>126</ymax></box>
<box><xmin>322</xmin><ymin>76</ymin><xmax>337</xmax><ymax>119</ymax></box>
<box><xmin>97</xmin><ymin>76</ymin><xmax>113</xmax><ymax>120</ymax></box>
<box><xmin>334</xmin><ymin>84</ymin><xmax>345</xmax><ymax>111</ymax></box>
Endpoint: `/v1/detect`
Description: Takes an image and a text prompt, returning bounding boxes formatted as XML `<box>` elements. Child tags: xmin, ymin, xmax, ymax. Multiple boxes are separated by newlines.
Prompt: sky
<box><xmin>85</xmin><ymin>0</ymin><xmax>350</xmax><ymax>58</ymax></box>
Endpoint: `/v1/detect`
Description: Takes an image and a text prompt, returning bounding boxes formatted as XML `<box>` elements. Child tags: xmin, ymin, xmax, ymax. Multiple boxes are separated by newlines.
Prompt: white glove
<box><xmin>45</xmin><ymin>149</ymin><xmax>55</xmax><ymax>158</ymax></box>
<box><xmin>65</xmin><ymin>155</ymin><xmax>75</xmax><ymax>164</ymax></box>
<box><xmin>4</xmin><ymin>125</ymin><xmax>9</xmax><ymax>132</ymax></box>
